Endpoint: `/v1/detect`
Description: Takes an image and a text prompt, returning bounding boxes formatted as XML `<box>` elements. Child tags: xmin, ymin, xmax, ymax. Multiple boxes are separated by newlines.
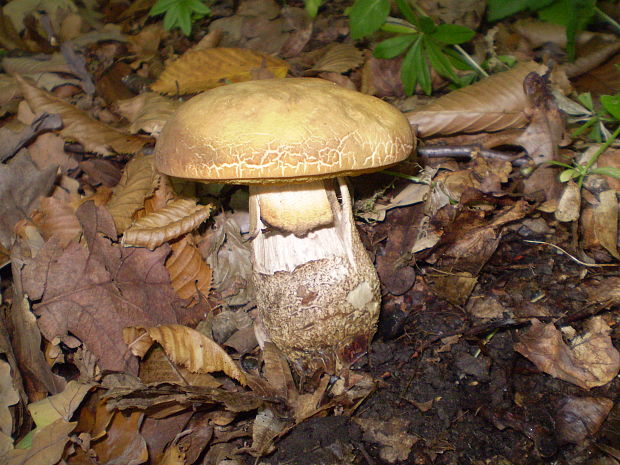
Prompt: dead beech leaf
<box><xmin>3</xmin><ymin>53</ymin><xmax>71</xmax><ymax>75</ymax></box>
<box><xmin>514</xmin><ymin>317</ymin><xmax>620</xmax><ymax>390</ymax></box>
<box><xmin>116</xmin><ymin>92</ymin><xmax>181</xmax><ymax>135</ymax></box>
<box><xmin>15</xmin><ymin>74</ymin><xmax>151</xmax><ymax>155</ymax></box>
<box><xmin>106</xmin><ymin>153</ymin><xmax>157</xmax><ymax>233</ymax></box>
<box><xmin>407</xmin><ymin>61</ymin><xmax>547</xmax><ymax>137</ymax></box>
<box><xmin>6</xmin><ymin>419</ymin><xmax>76</xmax><ymax>465</ymax></box>
<box><xmin>308</xmin><ymin>43</ymin><xmax>363</xmax><ymax>74</ymax></box>
<box><xmin>593</xmin><ymin>189</ymin><xmax>620</xmax><ymax>260</ymax></box>
<box><xmin>31</xmin><ymin>196</ymin><xmax>82</xmax><ymax>247</ymax></box>
<box><xmin>92</xmin><ymin>410</ymin><xmax>148</xmax><ymax>465</ymax></box>
<box><xmin>151</xmin><ymin>47</ymin><xmax>289</xmax><ymax>95</ymax></box>
<box><xmin>166</xmin><ymin>235</ymin><xmax>213</xmax><ymax>302</ymax></box>
<box><xmin>122</xmin><ymin>197</ymin><xmax>212</xmax><ymax>249</ymax></box>
<box><xmin>139</xmin><ymin>346</ymin><xmax>221</xmax><ymax>388</ymax></box>
<box><xmin>123</xmin><ymin>325</ymin><xmax>247</xmax><ymax>385</ymax></box>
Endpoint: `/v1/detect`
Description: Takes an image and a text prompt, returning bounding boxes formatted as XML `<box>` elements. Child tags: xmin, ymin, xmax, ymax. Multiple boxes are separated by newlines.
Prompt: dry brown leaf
<box><xmin>15</xmin><ymin>74</ymin><xmax>151</xmax><ymax>155</ymax></box>
<box><xmin>512</xmin><ymin>19</ymin><xmax>599</xmax><ymax>48</ymax></box>
<box><xmin>139</xmin><ymin>346</ymin><xmax>221</xmax><ymax>388</ymax></box>
<box><xmin>0</xmin><ymin>360</ymin><xmax>19</xmax><ymax>437</ymax></box>
<box><xmin>250</xmin><ymin>408</ymin><xmax>286</xmax><ymax>457</ymax></box>
<box><xmin>3</xmin><ymin>53</ymin><xmax>71</xmax><ymax>74</ymax></box>
<box><xmin>407</xmin><ymin>61</ymin><xmax>547</xmax><ymax>137</ymax></box>
<box><xmin>308</xmin><ymin>43</ymin><xmax>363</xmax><ymax>74</ymax></box>
<box><xmin>124</xmin><ymin>324</ymin><xmax>247</xmax><ymax>385</ymax></box>
<box><xmin>122</xmin><ymin>197</ymin><xmax>212</xmax><ymax>249</ymax></box>
<box><xmin>514</xmin><ymin>317</ymin><xmax>620</xmax><ymax>390</ymax></box>
<box><xmin>593</xmin><ymin>189</ymin><xmax>620</xmax><ymax>260</ymax></box>
<box><xmin>354</xmin><ymin>417</ymin><xmax>417</xmax><ymax>463</ymax></box>
<box><xmin>91</xmin><ymin>410</ymin><xmax>148</xmax><ymax>465</ymax></box>
<box><xmin>116</xmin><ymin>92</ymin><xmax>181</xmax><ymax>135</ymax></box>
<box><xmin>555</xmin><ymin>396</ymin><xmax>614</xmax><ymax>444</ymax></box>
<box><xmin>106</xmin><ymin>153</ymin><xmax>157</xmax><ymax>233</ymax></box>
<box><xmin>6</xmin><ymin>419</ymin><xmax>76</xmax><ymax>465</ymax></box>
<box><xmin>166</xmin><ymin>235</ymin><xmax>213</xmax><ymax>302</ymax></box>
<box><xmin>22</xmin><ymin>202</ymin><xmax>184</xmax><ymax>373</ymax></box>
<box><xmin>31</xmin><ymin>196</ymin><xmax>82</xmax><ymax>247</ymax></box>
<box><xmin>555</xmin><ymin>180</ymin><xmax>581</xmax><ymax>222</ymax></box>
<box><xmin>151</xmin><ymin>47</ymin><xmax>289</xmax><ymax>95</ymax></box>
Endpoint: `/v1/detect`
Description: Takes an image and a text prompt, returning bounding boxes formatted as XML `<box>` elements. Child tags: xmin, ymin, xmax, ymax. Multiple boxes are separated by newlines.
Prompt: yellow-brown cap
<box><xmin>155</xmin><ymin>78</ymin><xmax>414</xmax><ymax>183</ymax></box>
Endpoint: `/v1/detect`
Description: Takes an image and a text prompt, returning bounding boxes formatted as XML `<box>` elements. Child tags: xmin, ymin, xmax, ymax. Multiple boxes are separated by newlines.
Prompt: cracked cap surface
<box><xmin>155</xmin><ymin>78</ymin><xmax>415</xmax><ymax>183</ymax></box>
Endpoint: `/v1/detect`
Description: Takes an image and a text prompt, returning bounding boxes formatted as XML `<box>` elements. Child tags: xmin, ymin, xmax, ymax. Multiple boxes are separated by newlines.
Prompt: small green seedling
<box><xmin>549</xmin><ymin>92</ymin><xmax>620</xmax><ymax>187</ymax></box>
<box><xmin>348</xmin><ymin>0</ymin><xmax>477</xmax><ymax>95</ymax></box>
<box><xmin>149</xmin><ymin>0</ymin><xmax>211</xmax><ymax>36</ymax></box>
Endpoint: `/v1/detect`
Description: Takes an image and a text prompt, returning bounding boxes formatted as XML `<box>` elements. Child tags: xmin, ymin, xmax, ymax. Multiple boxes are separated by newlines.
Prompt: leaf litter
<box><xmin>1</xmin><ymin>0</ymin><xmax>620</xmax><ymax>464</ymax></box>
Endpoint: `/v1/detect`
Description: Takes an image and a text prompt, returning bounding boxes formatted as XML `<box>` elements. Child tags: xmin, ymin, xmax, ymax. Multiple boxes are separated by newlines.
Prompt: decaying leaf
<box><xmin>28</xmin><ymin>381</ymin><xmax>91</xmax><ymax>428</ymax></box>
<box><xmin>21</xmin><ymin>202</ymin><xmax>183</xmax><ymax>373</ymax></box>
<box><xmin>6</xmin><ymin>419</ymin><xmax>75</xmax><ymax>465</ymax></box>
<box><xmin>31</xmin><ymin>196</ymin><xmax>82</xmax><ymax>247</ymax></box>
<box><xmin>116</xmin><ymin>92</ymin><xmax>181</xmax><ymax>135</ymax></box>
<box><xmin>555</xmin><ymin>396</ymin><xmax>614</xmax><ymax>444</ymax></box>
<box><xmin>0</xmin><ymin>150</ymin><xmax>57</xmax><ymax>249</ymax></box>
<box><xmin>555</xmin><ymin>180</ymin><xmax>581</xmax><ymax>222</ymax></box>
<box><xmin>407</xmin><ymin>61</ymin><xmax>547</xmax><ymax>137</ymax></box>
<box><xmin>0</xmin><ymin>360</ymin><xmax>19</xmax><ymax>437</ymax></box>
<box><xmin>354</xmin><ymin>417</ymin><xmax>417</xmax><ymax>464</ymax></box>
<box><xmin>250</xmin><ymin>407</ymin><xmax>286</xmax><ymax>457</ymax></box>
<box><xmin>166</xmin><ymin>235</ymin><xmax>213</xmax><ymax>302</ymax></box>
<box><xmin>123</xmin><ymin>325</ymin><xmax>247</xmax><ymax>385</ymax></box>
<box><xmin>593</xmin><ymin>189</ymin><xmax>620</xmax><ymax>260</ymax></box>
<box><xmin>151</xmin><ymin>47</ymin><xmax>289</xmax><ymax>94</ymax></box>
<box><xmin>514</xmin><ymin>317</ymin><xmax>620</xmax><ymax>390</ymax></box>
<box><xmin>122</xmin><ymin>197</ymin><xmax>212</xmax><ymax>249</ymax></box>
<box><xmin>106</xmin><ymin>153</ymin><xmax>157</xmax><ymax>233</ymax></box>
<box><xmin>15</xmin><ymin>74</ymin><xmax>151</xmax><ymax>155</ymax></box>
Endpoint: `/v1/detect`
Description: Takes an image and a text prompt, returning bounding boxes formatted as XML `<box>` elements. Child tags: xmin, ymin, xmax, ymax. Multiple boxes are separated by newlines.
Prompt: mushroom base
<box><xmin>251</xmin><ymin>179</ymin><xmax>380</xmax><ymax>373</ymax></box>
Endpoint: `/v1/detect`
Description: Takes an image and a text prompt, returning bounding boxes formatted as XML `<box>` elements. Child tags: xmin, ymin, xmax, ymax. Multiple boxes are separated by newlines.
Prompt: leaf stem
<box><xmin>596</xmin><ymin>7</ymin><xmax>620</xmax><ymax>34</ymax></box>
<box><xmin>580</xmin><ymin>124</ymin><xmax>620</xmax><ymax>188</ymax></box>
<box><xmin>381</xmin><ymin>169</ymin><xmax>428</xmax><ymax>183</ymax></box>
<box><xmin>452</xmin><ymin>44</ymin><xmax>488</xmax><ymax>78</ymax></box>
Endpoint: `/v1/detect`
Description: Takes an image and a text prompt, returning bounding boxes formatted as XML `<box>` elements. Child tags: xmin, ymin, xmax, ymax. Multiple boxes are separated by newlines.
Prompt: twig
<box><xmin>418</xmin><ymin>144</ymin><xmax>523</xmax><ymax>162</ymax></box>
<box><xmin>523</xmin><ymin>240</ymin><xmax>619</xmax><ymax>267</ymax></box>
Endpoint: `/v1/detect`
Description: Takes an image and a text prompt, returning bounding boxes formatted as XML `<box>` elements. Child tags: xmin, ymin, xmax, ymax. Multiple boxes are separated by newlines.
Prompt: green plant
<box><xmin>549</xmin><ymin>93</ymin><xmax>620</xmax><ymax>186</ymax></box>
<box><xmin>149</xmin><ymin>0</ymin><xmax>211</xmax><ymax>36</ymax></box>
<box><xmin>304</xmin><ymin>0</ymin><xmax>325</xmax><ymax>18</ymax></box>
<box><xmin>487</xmin><ymin>0</ymin><xmax>598</xmax><ymax>61</ymax></box>
<box><xmin>348</xmin><ymin>0</ymin><xmax>477</xmax><ymax>95</ymax></box>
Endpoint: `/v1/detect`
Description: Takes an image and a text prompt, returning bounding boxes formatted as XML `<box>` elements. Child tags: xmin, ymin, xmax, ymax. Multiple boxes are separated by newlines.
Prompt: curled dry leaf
<box><xmin>123</xmin><ymin>324</ymin><xmax>247</xmax><ymax>385</ymax></box>
<box><xmin>151</xmin><ymin>47</ymin><xmax>289</xmax><ymax>95</ymax></box>
<box><xmin>308</xmin><ymin>43</ymin><xmax>364</xmax><ymax>74</ymax></box>
<box><xmin>31</xmin><ymin>196</ymin><xmax>82</xmax><ymax>247</ymax></box>
<box><xmin>122</xmin><ymin>197</ymin><xmax>213</xmax><ymax>249</ymax></box>
<box><xmin>514</xmin><ymin>317</ymin><xmax>620</xmax><ymax>390</ymax></box>
<box><xmin>166</xmin><ymin>235</ymin><xmax>213</xmax><ymax>302</ymax></box>
<box><xmin>407</xmin><ymin>61</ymin><xmax>547</xmax><ymax>137</ymax></box>
<box><xmin>15</xmin><ymin>74</ymin><xmax>151</xmax><ymax>155</ymax></box>
<box><xmin>3</xmin><ymin>53</ymin><xmax>71</xmax><ymax>75</ymax></box>
<box><xmin>116</xmin><ymin>92</ymin><xmax>181</xmax><ymax>135</ymax></box>
<box><xmin>106</xmin><ymin>153</ymin><xmax>157</xmax><ymax>233</ymax></box>
<box><xmin>6</xmin><ymin>419</ymin><xmax>76</xmax><ymax>465</ymax></box>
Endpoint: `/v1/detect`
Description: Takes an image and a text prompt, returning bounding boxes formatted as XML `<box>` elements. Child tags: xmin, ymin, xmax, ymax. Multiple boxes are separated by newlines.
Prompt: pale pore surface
<box><xmin>253</xmin><ymin>181</ymin><xmax>333</xmax><ymax>237</ymax></box>
<box><xmin>155</xmin><ymin>78</ymin><xmax>414</xmax><ymax>182</ymax></box>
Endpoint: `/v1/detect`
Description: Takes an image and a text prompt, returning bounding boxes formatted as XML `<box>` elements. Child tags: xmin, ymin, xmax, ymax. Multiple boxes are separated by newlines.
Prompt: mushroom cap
<box><xmin>155</xmin><ymin>78</ymin><xmax>414</xmax><ymax>183</ymax></box>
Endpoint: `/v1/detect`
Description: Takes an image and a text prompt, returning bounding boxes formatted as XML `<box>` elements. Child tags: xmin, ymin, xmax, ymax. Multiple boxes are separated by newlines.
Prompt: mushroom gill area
<box><xmin>249</xmin><ymin>178</ymin><xmax>381</xmax><ymax>371</ymax></box>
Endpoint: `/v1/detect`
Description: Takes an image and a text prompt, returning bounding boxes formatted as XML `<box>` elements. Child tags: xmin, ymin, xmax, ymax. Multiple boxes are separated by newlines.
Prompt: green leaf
<box><xmin>424</xmin><ymin>36</ymin><xmax>459</xmax><ymax>83</ymax></box>
<box><xmin>418</xmin><ymin>15</ymin><xmax>436</xmax><ymax>34</ymax></box>
<box><xmin>149</xmin><ymin>0</ymin><xmax>178</xmax><ymax>16</ymax></box>
<box><xmin>487</xmin><ymin>0</ymin><xmax>530</xmax><ymax>21</ymax></box>
<box><xmin>600</xmin><ymin>94</ymin><xmax>620</xmax><ymax>121</ymax></box>
<box><xmin>394</xmin><ymin>0</ymin><xmax>417</xmax><ymax>25</ymax></box>
<box><xmin>577</xmin><ymin>92</ymin><xmax>594</xmax><ymax>111</ymax></box>
<box><xmin>304</xmin><ymin>0</ymin><xmax>324</xmax><ymax>18</ymax></box>
<box><xmin>373</xmin><ymin>34</ymin><xmax>418</xmax><ymax>59</ymax></box>
<box><xmin>431</xmin><ymin>24</ymin><xmax>475</xmax><ymax>44</ymax></box>
<box><xmin>547</xmin><ymin>160</ymin><xmax>576</xmax><ymax>169</ymax></box>
<box><xmin>163</xmin><ymin>7</ymin><xmax>179</xmax><ymax>30</ymax></box>
<box><xmin>401</xmin><ymin>36</ymin><xmax>425</xmax><ymax>95</ymax></box>
<box><xmin>178</xmin><ymin>5</ymin><xmax>192</xmax><ymax>35</ymax></box>
<box><xmin>348</xmin><ymin>0</ymin><xmax>390</xmax><ymax>39</ymax></box>
<box><xmin>189</xmin><ymin>0</ymin><xmax>211</xmax><ymax>15</ymax></box>
<box><xmin>559</xmin><ymin>168</ymin><xmax>580</xmax><ymax>182</ymax></box>
<box><xmin>590</xmin><ymin>166</ymin><xmax>620</xmax><ymax>179</ymax></box>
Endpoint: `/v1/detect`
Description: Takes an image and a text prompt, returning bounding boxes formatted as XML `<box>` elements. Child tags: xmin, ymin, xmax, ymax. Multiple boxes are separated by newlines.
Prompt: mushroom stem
<box><xmin>250</xmin><ymin>178</ymin><xmax>380</xmax><ymax>372</ymax></box>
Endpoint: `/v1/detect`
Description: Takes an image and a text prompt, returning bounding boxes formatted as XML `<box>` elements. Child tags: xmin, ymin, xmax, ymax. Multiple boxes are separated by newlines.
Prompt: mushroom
<box><xmin>155</xmin><ymin>78</ymin><xmax>414</xmax><ymax>373</ymax></box>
